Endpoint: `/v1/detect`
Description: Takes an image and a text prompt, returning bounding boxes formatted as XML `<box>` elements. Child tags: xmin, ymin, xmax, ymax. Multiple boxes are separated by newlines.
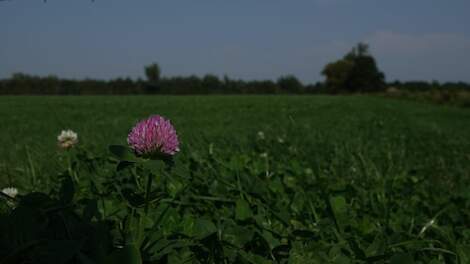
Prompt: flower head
<box><xmin>127</xmin><ymin>115</ymin><xmax>179</xmax><ymax>158</ymax></box>
<box><xmin>2</xmin><ymin>187</ymin><xmax>18</xmax><ymax>198</ymax></box>
<box><xmin>257</xmin><ymin>131</ymin><xmax>265</xmax><ymax>140</ymax></box>
<box><xmin>57</xmin><ymin>130</ymin><xmax>78</xmax><ymax>149</ymax></box>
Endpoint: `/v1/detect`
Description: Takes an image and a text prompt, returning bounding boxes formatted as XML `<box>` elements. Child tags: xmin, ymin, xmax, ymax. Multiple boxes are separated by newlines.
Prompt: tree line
<box><xmin>1</xmin><ymin>43</ymin><xmax>469</xmax><ymax>95</ymax></box>
<box><xmin>0</xmin><ymin>72</ymin><xmax>320</xmax><ymax>95</ymax></box>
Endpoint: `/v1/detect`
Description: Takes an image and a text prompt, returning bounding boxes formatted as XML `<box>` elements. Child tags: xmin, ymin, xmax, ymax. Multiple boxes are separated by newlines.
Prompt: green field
<box><xmin>1</xmin><ymin>96</ymin><xmax>469</xmax><ymax>178</ymax></box>
<box><xmin>0</xmin><ymin>95</ymin><xmax>469</xmax><ymax>263</ymax></box>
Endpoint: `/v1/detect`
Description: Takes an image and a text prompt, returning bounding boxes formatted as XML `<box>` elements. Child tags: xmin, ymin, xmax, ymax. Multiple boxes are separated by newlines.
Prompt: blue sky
<box><xmin>1</xmin><ymin>0</ymin><xmax>469</xmax><ymax>83</ymax></box>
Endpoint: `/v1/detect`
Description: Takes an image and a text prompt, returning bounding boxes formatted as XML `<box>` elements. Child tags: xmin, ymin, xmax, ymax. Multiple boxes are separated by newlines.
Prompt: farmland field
<box><xmin>1</xmin><ymin>96</ymin><xmax>469</xmax><ymax>176</ymax></box>
<box><xmin>0</xmin><ymin>95</ymin><xmax>469</xmax><ymax>263</ymax></box>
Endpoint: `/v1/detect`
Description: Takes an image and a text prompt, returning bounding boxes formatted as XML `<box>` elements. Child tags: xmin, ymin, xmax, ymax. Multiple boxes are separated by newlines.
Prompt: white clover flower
<box><xmin>57</xmin><ymin>129</ymin><xmax>78</xmax><ymax>149</ymax></box>
<box><xmin>1</xmin><ymin>187</ymin><xmax>18</xmax><ymax>198</ymax></box>
<box><xmin>260</xmin><ymin>152</ymin><xmax>268</xmax><ymax>158</ymax></box>
<box><xmin>257</xmin><ymin>131</ymin><xmax>265</xmax><ymax>140</ymax></box>
<box><xmin>277</xmin><ymin>137</ymin><xmax>285</xmax><ymax>144</ymax></box>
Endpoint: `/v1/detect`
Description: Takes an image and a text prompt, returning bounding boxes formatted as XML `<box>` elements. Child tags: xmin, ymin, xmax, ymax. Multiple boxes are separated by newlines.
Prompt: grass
<box><xmin>383</xmin><ymin>88</ymin><xmax>470</xmax><ymax>108</ymax></box>
<box><xmin>0</xmin><ymin>95</ymin><xmax>469</xmax><ymax>263</ymax></box>
<box><xmin>1</xmin><ymin>95</ymin><xmax>469</xmax><ymax>177</ymax></box>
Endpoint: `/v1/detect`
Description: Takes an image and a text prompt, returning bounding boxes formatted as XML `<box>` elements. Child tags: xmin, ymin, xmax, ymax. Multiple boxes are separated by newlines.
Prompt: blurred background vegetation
<box><xmin>1</xmin><ymin>43</ymin><xmax>469</xmax><ymax>108</ymax></box>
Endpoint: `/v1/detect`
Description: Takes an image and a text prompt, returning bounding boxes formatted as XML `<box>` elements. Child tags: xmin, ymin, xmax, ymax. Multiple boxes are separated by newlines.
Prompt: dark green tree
<box><xmin>144</xmin><ymin>63</ymin><xmax>161</xmax><ymax>83</ymax></box>
<box><xmin>144</xmin><ymin>63</ymin><xmax>161</xmax><ymax>94</ymax></box>
<box><xmin>322</xmin><ymin>43</ymin><xmax>385</xmax><ymax>93</ymax></box>
<box><xmin>322</xmin><ymin>60</ymin><xmax>354</xmax><ymax>93</ymax></box>
<box><xmin>277</xmin><ymin>75</ymin><xmax>303</xmax><ymax>93</ymax></box>
<box><xmin>202</xmin><ymin>74</ymin><xmax>221</xmax><ymax>92</ymax></box>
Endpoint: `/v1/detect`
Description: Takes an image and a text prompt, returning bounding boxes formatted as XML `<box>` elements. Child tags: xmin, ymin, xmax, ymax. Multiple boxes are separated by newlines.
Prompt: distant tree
<box><xmin>202</xmin><ymin>74</ymin><xmax>221</xmax><ymax>92</ymax></box>
<box><xmin>277</xmin><ymin>75</ymin><xmax>303</xmax><ymax>93</ymax></box>
<box><xmin>144</xmin><ymin>63</ymin><xmax>161</xmax><ymax>94</ymax></box>
<box><xmin>322</xmin><ymin>43</ymin><xmax>385</xmax><ymax>93</ymax></box>
<box><xmin>144</xmin><ymin>63</ymin><xmax>161</xmax><ymax>83</ymax></box>
<box><xmin>322</xmin><ymin>60</ymin><xmax>354</xmax><ymax>93</ymax></box>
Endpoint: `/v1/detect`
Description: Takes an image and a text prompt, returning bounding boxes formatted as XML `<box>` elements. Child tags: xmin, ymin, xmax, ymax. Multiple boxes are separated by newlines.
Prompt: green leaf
<box><xmin>145</xmin><ymin>239</ymin><xmax>192</xmax><ymax>261</ymax></box>
<box><xmin>239</xmin><ymin>251</ymin><xmax>273</xmax><ymax>264</ymax></box>
<box><xmin>193</xmin><ymin>218</ymin><xmax>217</xmax><ymax>239</ymax></box>
<box><xmin>329</xmin><ymin>196</ymin><xmax>348</xmax><ymax>232</ymax></box>
<box><xmin>457</xmin><ymin>244</ymin><xmax>470</xmax><ymax>264</ymax></box>
<box><xmin>261</xmin><ymin>230</ymin><xmax>281</xmax><ymax>250</ymax></box>
<box><xmin>105</xmin><ymin>244</ymin><xmax>142</xmax><ymax>264</ymax></box>
<box><xmin>109</xmin><ymin>145</ymin><xmax>139</xmax><ymax>162</ymax></box>
<box><xmin>332</xmin><ymin>254</ymin><xmax>351</xmax><ymax>264</ymax></box>
<box><xmin>222</xmin><ymin>225</ymin><xmax>254</xmax><ymax>247</ymax></box>
<box><xmin>117</xmin><ymin>161</ymin><xmax>135</xmax><ymax>171</ymax></box>
<box><xmin>390</xmin><ymin>253</ymin><xmax>414</xmax><ymax>264</ymax></box>
<box><xmin>236</xmin><ymin>199</ymin><xmax>253</xmax><ymax>221</ymax></box>
<box><xmin>143</xmin><ymin>159</ymin><xmax>165</xmax><ymax>173</ymax></box>
<box><xmin>176</xmin><ymin>214</ymin><xmax>196</xmax><ymax>237</ymax></box>
<box><xmin>365</xmin><ymin>234</ymin><xmax>386</xmax><ymax>257</ymax></box>
<box><xmin>167</xmin><ymin>248</ymin><xmax>193</xmax><ymax>264</ymax></box>
<box><xmin>292</xmin><ymin>229</ymin><xmax>318</xmax><ymax>239</ymax></box>
<box><xmin>121</xmin><ymin>189</ymin><xmax>146</xmax><ymax>208</ymax></box>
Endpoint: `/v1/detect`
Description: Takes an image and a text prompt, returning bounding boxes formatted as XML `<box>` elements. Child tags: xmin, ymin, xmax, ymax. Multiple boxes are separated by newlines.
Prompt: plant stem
<box><xmin>26</xmin><ymin>146</ymin><xmax>37</xmax><ymax>190</ymax></box>
<box><xmin>144</xmin><ymin>172</ymin><xmax>153</xmax><ymax>215</ymax></box>
<box><xmin>137</xmin><ymin>170</ymin><xmax>154</xmax><ymax>246</ymax></box>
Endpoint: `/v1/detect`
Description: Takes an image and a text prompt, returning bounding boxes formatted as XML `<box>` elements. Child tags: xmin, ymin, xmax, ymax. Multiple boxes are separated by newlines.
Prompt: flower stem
<box><xmin>144</xmin><ymin>172</ymin><xmax>153</xmax><ymax>215</ymax></box>
<box><xmin>137</xmin><ymin>171</ymin><xmax>154</xmax><ymax>246</ymax></box>
<box><xmin>66</xmin><ymin>151</ymin><xmax>79</xmax><ymax>183</ymax></box>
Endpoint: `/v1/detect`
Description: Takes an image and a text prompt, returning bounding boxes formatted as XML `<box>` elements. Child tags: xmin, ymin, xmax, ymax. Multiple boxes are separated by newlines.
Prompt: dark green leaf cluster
<box><xmin>0</xmin><ymin>133</ymin><xmax>469</xmax><ymax>263</ymax></box>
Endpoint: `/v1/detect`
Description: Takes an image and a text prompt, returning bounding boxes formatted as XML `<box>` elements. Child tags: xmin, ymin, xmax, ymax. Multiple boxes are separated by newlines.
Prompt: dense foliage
<box><xmin>383</xmin><ymin>87</ymin><xmax>470</xmax><ymax>108</ymax></box>
<box><xmin>0</xmin><ymin>72</ymin><xmax>312</xmax><ymax>95</ymax></box>
<box><xmin>322</xmin><ymin>43</ymin><xmax>385</xmax><ymax>93</ymax></box>
<box><xmin>1</xmin><ymin>136</ymin><xmax>469</xmax><ymax>263</ymax></box>
<box><xmin>1</xmin><ymin>71</ymin><xmax>469</xmax><ymax>97</ymax></box>
<box><xmin>0</xmin><ymin>96</ymin><xmax>469</xmax><ymax>263</ymax></box>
